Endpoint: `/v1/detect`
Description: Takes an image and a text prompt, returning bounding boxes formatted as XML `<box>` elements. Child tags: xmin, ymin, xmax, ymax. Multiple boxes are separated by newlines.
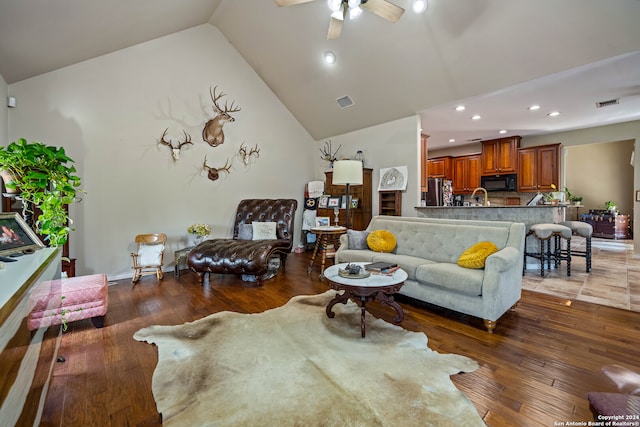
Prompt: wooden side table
<box><xmin>307</xmin><ymin>226</ymin><xmax>347</xmax><ymax>280</ymax></box>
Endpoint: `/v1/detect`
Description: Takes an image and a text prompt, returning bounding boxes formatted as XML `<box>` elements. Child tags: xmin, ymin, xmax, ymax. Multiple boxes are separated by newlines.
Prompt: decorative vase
<box><xmin>193</xmin><ymin>234</ymin><xmax>209</xmax><ymax>245</ymax></box>
<box><xmin>0</xmin><ymin>169</ymin><xmax>20</xmax><ymax>194</ymax></box>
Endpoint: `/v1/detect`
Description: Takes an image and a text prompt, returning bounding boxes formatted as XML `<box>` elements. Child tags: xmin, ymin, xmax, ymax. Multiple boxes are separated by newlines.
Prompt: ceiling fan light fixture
<box><xmin>348</xmin><ymin>0</ymin><xmax>361</xmax><ymax>8</ymax></box>
<box><xmin>328</xmin><ymin>0</ymin><xmax>342</xmax><ymax>12</ymax></box>
<box><xmin>331</xmin><ymin>6</ymin><xmax>345</xmax><ymax>20</ymax></box>
<box><xmin>412</xmin><ymin>0</ymin><xmax>428</xmax><ymax>13</ymax></box>
<box><xmin>349</xmin><ymin>6</ymin><xmax>363</xmax><ymax>19</ymax></box>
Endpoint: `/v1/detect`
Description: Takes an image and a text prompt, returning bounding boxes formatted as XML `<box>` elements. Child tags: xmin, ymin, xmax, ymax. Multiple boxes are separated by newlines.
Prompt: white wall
<box><xmin>314</xmin><ymin>115</ymin><xmax>421</xmax><ymax>217</ymax></box>
<box><xmin>7</xmin><ymin>24</ymin><xmax>316</xmax><ymax>279</ymax></box>
<box><xmin>0</xmin><ymin>73</ymin><xmax>6</xmax><ymax>150</ymax></box>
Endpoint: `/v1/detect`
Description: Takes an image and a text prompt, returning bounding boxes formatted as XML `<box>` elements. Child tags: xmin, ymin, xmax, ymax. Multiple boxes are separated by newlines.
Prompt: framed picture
<box><xmin>378</xmin><ymin>166</ymin><xmax>408</xmax><ymax>191</ymax></box>
<box><xmin>0</xmin><ymin>212</ymin><xmax>45</xmax><ymax>257</ymax></box>
<box><xmin>314</xmin><ymin>217</ymin><xmax>330</xmax><ymax>227</ymax></box>
<box><xmin>351</xmin><ymin>198</ymin><xmax>359</xmax><ymax>208</ymax></box>
<box><xmin>327</xmin><ymin>197</ymin><xmax>341</xmax><ymax>208</ymax></box>
<box><xmin>318</xmin><ymin>195</ymin><xmax>330</xmax><ymax>209</ymax></box>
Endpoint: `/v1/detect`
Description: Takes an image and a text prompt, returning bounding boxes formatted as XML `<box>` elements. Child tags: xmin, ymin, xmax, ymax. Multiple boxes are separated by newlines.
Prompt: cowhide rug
<box><xmin>133</xmin><ymin>291</ymin><xmax>485</xmax><ymax>426</ymax></box>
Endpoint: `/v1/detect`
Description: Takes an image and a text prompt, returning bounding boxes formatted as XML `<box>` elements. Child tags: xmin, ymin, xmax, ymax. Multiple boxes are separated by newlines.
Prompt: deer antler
<box><xmin>239</xmin><ymin>142</ymin><xmax>260</xmax><ymax>165</ymax></box>
<box><xmin>178</xmin><ymin>131</ymin><xmax>193</xmax><ymax>149</ymax></box>
<box><xmin>203</xmin><ymin>156</ymin><xmax>232</xmax><ymax>181</ymax></box>
<box><xmin>159</xmin><ymin>129</ymin><xmax>192</xmax><ymax>161</ymax></box>
<box><xmin>210</xmin><ymin>85</ymin><xmax>241</xmax><ymax>114</ymax></box>
<box><xmin>159</xmin><ymin>128</ymin><xmax>172</xmax><ymax>147</ymax></box>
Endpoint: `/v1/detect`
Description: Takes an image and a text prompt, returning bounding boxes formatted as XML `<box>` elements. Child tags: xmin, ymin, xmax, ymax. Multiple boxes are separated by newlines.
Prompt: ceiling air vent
<box><xmin>467</xmin><ymin>138</ymin><xmax>483</xmax><ymax>142</ymax></box>
<box><xmin>596</xmin><ymin>98</ymin><xmax>619</xmax><ymax>108</ymax></box>
<box><xmin>336</xmin><ymin>95</ymin><xmax>354</xmax><ymax>109</ymax></box>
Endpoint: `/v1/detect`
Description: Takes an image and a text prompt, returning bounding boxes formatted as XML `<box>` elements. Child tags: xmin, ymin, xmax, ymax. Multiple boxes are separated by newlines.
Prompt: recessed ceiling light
<box><xmin>448</xmin><ymin>139</ymin><xmax>455</xmax><ymax>143</ymax></box>
<box><xmin>499</xmin><ymin>130</ymin><xmax>507</xmax><ymax>134</ymax></box>
<box><xmin>548</xmin><ymin>111</ymin><xmax>560</xmax><ymax>117</ymax></box>
<box><xmin>412</xmin><ymin>0</ymin><xmax>428</xmax><ymax>13</ymax></box>
<box><xmin>471</xmin><ymin>115</ymin><xmax>481</xmax><ymax>120</ymax></box>
<box><xmin>324</xmin><ymin>51</ymin><xmax>336</xmax><ymax>64</ymax></box>
<box><xmin>528</xmin><ymin>105</ymin><xmax>541</xmax><ymax>111</ymax></box>
<box><xmin>455</xmin><ymin>105</ymin><xmax>465</xmax><ymax>111</ymax></box>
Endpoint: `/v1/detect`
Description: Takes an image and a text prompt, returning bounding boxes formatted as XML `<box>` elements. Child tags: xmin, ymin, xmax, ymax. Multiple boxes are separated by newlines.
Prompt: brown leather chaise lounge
<box><xmin>187</xmin><ymin>199</ymin><xmax>297</xmax><ymax>285</ymax></box>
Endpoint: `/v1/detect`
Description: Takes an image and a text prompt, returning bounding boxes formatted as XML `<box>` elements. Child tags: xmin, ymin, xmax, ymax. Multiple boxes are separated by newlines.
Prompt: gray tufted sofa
<box><xmin>335</xmin><ymin>216</ymin><xmax>526</xmax><ymax>332</ymax></box>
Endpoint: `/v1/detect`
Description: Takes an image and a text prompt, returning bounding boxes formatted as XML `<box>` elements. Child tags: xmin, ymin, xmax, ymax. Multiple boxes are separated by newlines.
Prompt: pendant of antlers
<box><xmin>202</xmin><ymin>86</ymin><xmax>241</xmax><ymax>147</ymax></box>
<box><xmin>202</xmin><ymin>156</ymin><xmax>231</xmax><ymax>181</ymax></box>
<box><xmin>239</xmin><ymin>142</ymin><xmax>260</xmax><ymax>165</ymax></box>
<box><xmin>159</xmin><ymin>129</ymin><xmax>193</xmax><ymax>161</ymax></box>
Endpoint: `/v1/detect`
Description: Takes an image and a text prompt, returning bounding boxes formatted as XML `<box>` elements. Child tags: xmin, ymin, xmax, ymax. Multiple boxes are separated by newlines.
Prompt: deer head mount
<box><xmin>159</xmin><ymin>129</ymin><xmax>193</xmax><ymax>161</ymax></box>
<box><xmin>239</xmin><ymin>142</ymin><xmax>260</xmax><ymax>165</ymax></box>
<box><xmin>202</xmin><ymin>156</ymin><xmax>231</xmax><ymax>181</ymax></box>
<box><xmin>202</xmin><ymin>86</ymin><xmax>241</xmax><ymax>147</ymax></box>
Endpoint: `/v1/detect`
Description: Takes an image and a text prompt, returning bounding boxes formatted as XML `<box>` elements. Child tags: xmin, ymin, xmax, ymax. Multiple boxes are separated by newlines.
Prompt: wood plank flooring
<box><xmin>39</xmin><ymin>252</ymin><xmax>640</xmax><ymax>427</ymax></box>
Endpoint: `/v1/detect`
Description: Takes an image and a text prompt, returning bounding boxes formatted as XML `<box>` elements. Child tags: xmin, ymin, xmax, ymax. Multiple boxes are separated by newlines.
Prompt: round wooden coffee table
<box><xmin>323</xmin><ymin>262</ymin><xmax>408</xmax><ymax>337</ymax></box>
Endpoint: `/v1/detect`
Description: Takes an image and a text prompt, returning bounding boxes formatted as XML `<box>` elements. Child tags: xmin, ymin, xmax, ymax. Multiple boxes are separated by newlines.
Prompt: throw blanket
<box><xmin>134</xmin><ymin>291</ymin><xmax>485</xmax><ymax>426</ymax></box>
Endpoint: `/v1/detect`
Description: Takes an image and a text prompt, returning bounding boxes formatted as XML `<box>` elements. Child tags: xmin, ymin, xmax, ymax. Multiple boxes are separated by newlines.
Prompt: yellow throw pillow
<box><xmin>457</xmin><ymin>241</ymin><xmax>499</xmax><ymax>269</ymax></box>
<box><xmin>367</xmin><ymin>230</ymin><xmax>397</xmax><ymax>253</ymax></box>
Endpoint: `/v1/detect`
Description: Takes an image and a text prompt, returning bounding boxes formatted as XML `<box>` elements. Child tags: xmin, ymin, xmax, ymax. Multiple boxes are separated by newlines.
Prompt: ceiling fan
<box><xmin>274</xmin><ymin>0</ymin><xmax>405</xmax><ymax>40</ymax></box>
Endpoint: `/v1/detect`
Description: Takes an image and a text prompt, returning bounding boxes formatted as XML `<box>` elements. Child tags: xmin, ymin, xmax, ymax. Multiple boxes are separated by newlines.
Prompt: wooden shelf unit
<box><xmin>317</xmin><ymin>168</ymin><xmax>372</xmax><ymax>231</ymax></box>
<box><xmin>379</xmin><ymin>190</ymin><xmax>401</xmax><ymax>216</ymax></box>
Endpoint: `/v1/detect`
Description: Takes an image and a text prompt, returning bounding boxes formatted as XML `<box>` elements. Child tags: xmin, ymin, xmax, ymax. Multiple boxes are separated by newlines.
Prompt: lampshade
<box><xmin>332</xmin><ymin>160</ymin><xmax>363</xmax><ymax>185</ymax></box>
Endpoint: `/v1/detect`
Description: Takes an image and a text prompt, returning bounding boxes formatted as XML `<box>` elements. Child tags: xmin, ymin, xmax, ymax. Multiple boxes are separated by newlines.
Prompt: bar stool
<box><xmin>559</xmin><ymin>220</ymin><xmax>593</xmax><ymax>273</ymax></box>
<box><xmin>523</xmin><ymin>223</ymin><xmax>572</xmax><ymax>277</ymax></box>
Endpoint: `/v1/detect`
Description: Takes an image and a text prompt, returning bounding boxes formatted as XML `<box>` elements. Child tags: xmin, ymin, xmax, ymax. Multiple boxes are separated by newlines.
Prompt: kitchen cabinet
<box><xmin>317</xmin><ymin>168</ymin><xmax>372</xmax><ymax>231</ymax></box>
<box><xmin>427</xmin><ymin>156</ymin><xmax>452</xmax><ymax>179</ymax></box>
<box><xmin>481</xmin><ymin>136</ymin><xmax>520</xmax><ymax>175</ymax></box>
<box><xmin>420</xmin><ymin>133</ymin><xmax>429</xmax><ymax>191</ymax></box>
<box><xmin>517</xmin><ymin>144</ymin><xmax>561</xmax><ymax>192</ymax></box>
<box><xmin>452</xmin><ymin>154</ymin><xmax>481</xmax><ymax>194</ymax></box>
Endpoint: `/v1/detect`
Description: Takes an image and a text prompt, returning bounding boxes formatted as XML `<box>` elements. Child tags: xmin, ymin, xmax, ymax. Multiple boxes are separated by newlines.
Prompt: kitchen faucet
<box><xmin>470</xmin><ymin>187</ymin><xmax>490</xmax><ymax>206</ymax></box>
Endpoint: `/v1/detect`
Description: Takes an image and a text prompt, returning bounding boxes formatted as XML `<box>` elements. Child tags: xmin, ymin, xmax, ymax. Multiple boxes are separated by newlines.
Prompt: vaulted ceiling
<box><xmin>1</xmin><ymin>0</ymin><xmax>639</xmax><ymax>149</ymax></box>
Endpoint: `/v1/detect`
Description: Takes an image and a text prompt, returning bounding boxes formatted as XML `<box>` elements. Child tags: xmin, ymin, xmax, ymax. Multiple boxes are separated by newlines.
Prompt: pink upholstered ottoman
<box><xmin>27</xmin><ymin>274</ymin><xmax>108</xmax><ymax>331</ymax></box>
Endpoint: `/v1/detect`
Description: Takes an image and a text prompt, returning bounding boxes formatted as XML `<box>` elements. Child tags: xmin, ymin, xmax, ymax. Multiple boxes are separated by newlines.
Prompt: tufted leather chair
<box><xmin>187</xmin><ymin>199</ymin><xmax>297</xmax><ymax>285</ymax></box>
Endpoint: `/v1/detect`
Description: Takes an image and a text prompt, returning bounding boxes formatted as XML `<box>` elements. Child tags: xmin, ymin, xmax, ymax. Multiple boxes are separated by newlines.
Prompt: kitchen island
<box><xmin>415</xmin><ymin>205</ymin><xmax>567</xmax><ymax>229</ymax></box>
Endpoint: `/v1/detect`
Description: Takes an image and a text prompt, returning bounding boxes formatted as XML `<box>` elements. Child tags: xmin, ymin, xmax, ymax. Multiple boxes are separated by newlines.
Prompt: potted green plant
<box><xmin>0</xmin><ymin>138</ymin><xmax>83</xmax><ymax>246</ymax></box>
<box><xmin>604</xmin><ymin>201</ymin><xmax>617</xmax><ymax>213</ymax></box>
<box><xmin>563</xmin><ymin>187</ymin><xmax>583</xmax><ymax>206</ymax></box>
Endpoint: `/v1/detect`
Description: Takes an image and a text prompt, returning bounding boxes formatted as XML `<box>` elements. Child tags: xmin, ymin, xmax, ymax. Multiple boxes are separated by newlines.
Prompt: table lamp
<box><xmin>332</xmin><ymin>160</ymin><xmax>363</xmax><ymax>229</ymax></box>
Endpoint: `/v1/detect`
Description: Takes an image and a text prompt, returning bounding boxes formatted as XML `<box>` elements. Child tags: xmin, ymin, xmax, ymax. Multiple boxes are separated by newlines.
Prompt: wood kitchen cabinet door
<box><xmin>427</xmin><ymin>157</ymin><xmax>451</xmax><ymax>179</ymax></box>
<box><xmin>517</xmin><ymin>144</ymin><xmax>560</xmax><ymax>192</ymax></box>
<box><xmin>452</xmin><ymin>155</ymin><xmax>481</xmax><ymax>193</ymax></box>
<box><xmin>481</xmin><ymin>136</ymin><xmax>520</xmax><ymax>175</ymax></box>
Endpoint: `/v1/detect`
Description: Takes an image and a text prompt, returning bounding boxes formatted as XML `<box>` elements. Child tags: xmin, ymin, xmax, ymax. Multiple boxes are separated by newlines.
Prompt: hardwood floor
<box><xmin>39</xmin><ymin>252</ymin><xmax>640</xmax><ymax>427</ymax></box>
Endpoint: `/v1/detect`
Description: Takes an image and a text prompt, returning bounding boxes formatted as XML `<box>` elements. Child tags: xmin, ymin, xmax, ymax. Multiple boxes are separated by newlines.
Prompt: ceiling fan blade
<box><xmin>327</xmin><ymin>16</ymin><xmax>344</xmax><ymax>40</ymax></box>
<box><xmin>274</xmin><ymin>0</ymin><xmax>317</xmax><ymax>6</ymax></box>
<box><xmin>361</xmin><ymin>0</ymin><xmax>404</xmax><ymax>23</ymax></box>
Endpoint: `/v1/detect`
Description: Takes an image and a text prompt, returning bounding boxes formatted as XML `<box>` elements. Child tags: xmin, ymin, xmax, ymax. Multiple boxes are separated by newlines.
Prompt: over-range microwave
<box><xmin>480</xmin><ymin>174</ymin><xmax>517</xmax><ymax>192</ymax></box>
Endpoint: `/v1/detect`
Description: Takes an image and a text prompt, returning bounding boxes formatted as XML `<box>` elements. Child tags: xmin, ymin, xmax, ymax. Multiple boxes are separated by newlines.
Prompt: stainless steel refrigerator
<box><xmin>425</xmin><ymin>178</ymin><xmax>453</xmax><ymax>206</ymax></box>
<box><xmin>425</xmin><ymin>178</ymin><xmax>443</xmax><ymax>206</ymax></box>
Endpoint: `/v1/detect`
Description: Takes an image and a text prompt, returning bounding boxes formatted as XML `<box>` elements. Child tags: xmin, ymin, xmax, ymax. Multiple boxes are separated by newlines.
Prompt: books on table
<box><xmin>364</xmin><ymin>262</ymin><xmax>399</xmax><ymax>273</ymax></box>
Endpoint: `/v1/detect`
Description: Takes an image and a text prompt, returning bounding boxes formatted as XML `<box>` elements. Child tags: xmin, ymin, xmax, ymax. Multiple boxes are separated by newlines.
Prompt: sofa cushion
<box><xmin>252</xmin><ymin>222</ymin><xmax>277</xmax><ymax>240</ymax></box>
<box><xmin>367</xmin><ymin>230</ymin><xmax>397</xmax><ymax>253</ymax></box>
<box><xmin>416</xmin><ymin>263</ymin><xmax>484</xmax><ymax>296</ymax></box>
<box><xmin>457</xmin><ymin>241</ymin><xmax>499</xmax><ymax>269</ymax></box>
<box><xmin>371</xmin><ymin>254</ymin><xmax>435</xmax><ymax>281</ymax></box>
<box><xmin>347</xmin><ymin>229</ymin><xmax>370</xmax><ymax>249</ymax></box>
<box><xmin>237</xmin><ymin>223</ymin><xmax>253</xmax><ymax>240</ymax></box>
